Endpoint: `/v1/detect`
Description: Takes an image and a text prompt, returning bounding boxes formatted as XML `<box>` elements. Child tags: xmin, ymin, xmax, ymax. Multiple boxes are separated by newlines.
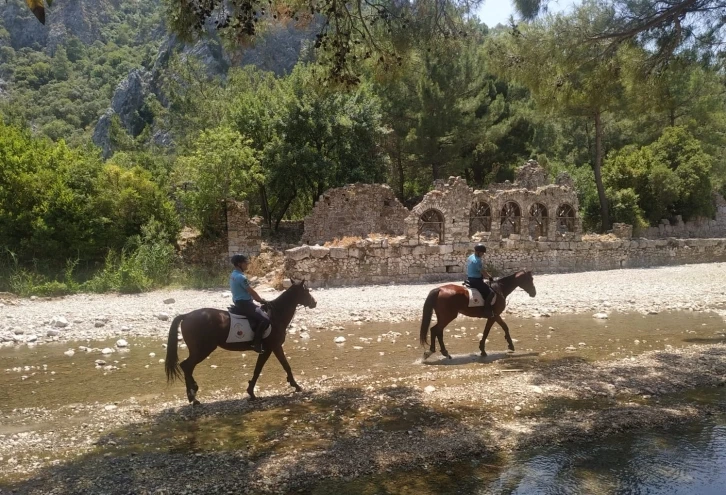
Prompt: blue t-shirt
<box><xmin>230</xmin><ymin>269</ymin><xmax>252</xmax><ymax>302</ymax></box>
<box><xmin>466</xmin><ymin>254</ymin><xmax>484</xmax><ymax>278</ymax></box>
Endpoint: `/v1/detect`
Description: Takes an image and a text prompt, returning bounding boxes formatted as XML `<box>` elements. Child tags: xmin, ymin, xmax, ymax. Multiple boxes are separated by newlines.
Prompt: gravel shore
<box><xmin>2</xmin><ymin>263</ymin><xmax>726</xmax><ymax>347</ymax></box>
<box><xmin>2</xmin><ymin>263</ymin><xmax>726</xmax><ymax>494</ymax></box>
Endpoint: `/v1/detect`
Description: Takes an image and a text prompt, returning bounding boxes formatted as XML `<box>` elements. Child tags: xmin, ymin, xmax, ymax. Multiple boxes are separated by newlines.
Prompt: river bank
<box><xmin>2</xmin><ymin>263</ymin><xmax>726</xmax><ymax>347</ymax></box>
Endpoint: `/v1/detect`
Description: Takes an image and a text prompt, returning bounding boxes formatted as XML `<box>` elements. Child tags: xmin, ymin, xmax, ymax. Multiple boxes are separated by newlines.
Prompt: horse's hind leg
<box><xmin>180</xmin><ymin>346</ymin><xmax>215</xmax><ymax>406</ymax></box>
<box><xmin>495</xmin><ymin>315</ymin><xmax>515</xmax><ymax>352</ymax></box>
<box><xmin>246</xmin><ymin>349</ymin><xmax>272</xmax><ymax>400</ymax></box>
<box><xmin>424</xmin><ymin>323</ymin><xmax>437</xmax><ymax>359</ymax></box>
<box><xmin>435</xmin><ymin>313</ymin><xmax>456</xmax><ymax>359</ymax></box>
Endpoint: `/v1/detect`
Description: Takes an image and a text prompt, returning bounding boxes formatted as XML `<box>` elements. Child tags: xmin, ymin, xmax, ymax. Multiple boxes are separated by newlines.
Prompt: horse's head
<box><xmin>291</xmin><ymin>279</ymin><xmax>317</xmax><ymax>309</ymax></box>
<box><xmin>517</xmin><ymin>271</ymin><xmax>536</xmax><ymax>297</ymax></box>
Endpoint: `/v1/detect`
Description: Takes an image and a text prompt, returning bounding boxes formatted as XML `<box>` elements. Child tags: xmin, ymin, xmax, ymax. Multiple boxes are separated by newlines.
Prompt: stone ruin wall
<box><xmin>285</xmin><ymin>236</ymin><xmax>726</xmax><ymax>288</ymax></box>
<box><xmin>641</xmin><ymin>194</ymin><xmax>726</xmax><ymax>240</ymax></box>
<box><xmin>181</xmin><ymin>199</ymin><xmax>262</xmax><ymax>265</ymax></box>
<box><xmin>284</xmin><ymin>161</ymin><xmax>726</xmax><ymax>286</ymax></box>
<box><xmin>302</xmin><ymin>184</ymin><xmax>409</xmax><ymax>244</ymax></box>
<box><xmin>227</xmin><ymin>199</ymin><xmax>262</xmax><ymax>259</ymax></box>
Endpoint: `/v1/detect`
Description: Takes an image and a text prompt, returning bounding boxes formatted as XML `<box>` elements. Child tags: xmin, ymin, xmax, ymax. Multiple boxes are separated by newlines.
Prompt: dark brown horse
<box><xmin>165</xmin><ymin>280</ymin><xmax>317</xmax><ymax>405</ymax></box>
<box><xmin>420</xmin><ymin>271</ymin><xmax>536</xmax><ymax>359</ymax></box>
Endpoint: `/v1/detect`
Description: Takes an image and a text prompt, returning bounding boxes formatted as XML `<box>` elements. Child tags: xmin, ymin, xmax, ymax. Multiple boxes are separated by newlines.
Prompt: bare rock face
<box><xmin>1</xmin><ymin>0</ymin><xmax>112</xmax><ymax>52</ymax></box>
<box><xmin>92</xmin><ymin>69</ymin><xmax>153</xmax><ymax>158</ymax></box>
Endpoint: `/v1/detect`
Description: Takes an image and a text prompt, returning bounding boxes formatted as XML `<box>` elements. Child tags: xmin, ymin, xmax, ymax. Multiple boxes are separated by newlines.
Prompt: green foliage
<box><xmin>0</xmin><ymin>120</ymin><xmax>179</xmax><ymax>264</ymax></box>
<box><xmin>604</xmin><ymin>127</ymin><xmax>714</xmax><ymax>224</ymax></box>
<box><xmin>175</xmin><ymin>127</ymin><xmax>262</xmax><ymax>235</ymax></box>
<box><xmin>0</xmin><ymin>2</ymin><xmax>164</xmax><ymax>144</ymax></box>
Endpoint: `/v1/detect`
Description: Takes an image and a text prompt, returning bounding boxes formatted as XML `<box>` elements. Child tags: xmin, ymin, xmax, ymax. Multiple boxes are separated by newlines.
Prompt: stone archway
<box><xmin>469</xmin><ymin>201</ymin><xmax>492</xmax><ymax>235</ymax></box>
<box><xmin>500</xmin><ymin>201</ymin><xmax>522</xmax><ymax>238</ymax></box>
<box><xmin>529</xmin><ymin>202</ymin><xmax>548</xmax><ymax>239</ymax></box>
<box><xmin>418</xmin><ymin>209</ymin><xmax>445</xmax><ymax>243</ymax></box>
<box><xmin>557</xmin><ymin>203</ymin><xmax>576</xmax><ymax>233</ymax></box>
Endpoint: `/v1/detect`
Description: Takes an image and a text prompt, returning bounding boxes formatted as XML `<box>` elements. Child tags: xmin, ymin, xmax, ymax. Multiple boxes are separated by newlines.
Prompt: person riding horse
<box><xmin>230</xmin><ymin>254</ymin><xmax>269</xmax><ymax>353</ymax></box>
<box><xmin>466</xmin><ymin>244</ymin><xmax>496</xmax><ymax>308</ymax></box>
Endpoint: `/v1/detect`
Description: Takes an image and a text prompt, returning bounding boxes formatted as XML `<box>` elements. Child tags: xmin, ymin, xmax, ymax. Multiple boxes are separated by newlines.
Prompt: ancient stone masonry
<box><xmin>227</xmin><ymin>200</ymin><xmax>262</xmax><ymax>258</ymax></box>
<box><xmin>302</xmin><ymin>184</ymin><xmax>409</xmax><ymax>244</ymax></box>
<box><xmin>405</xmin><ymin>177</ymin><xmax>474</xmax><ymax>244</ymax></box>
<box><xmin>641</xmin><ymin>194</ymin><xmax>726</xmax><ymax>239</ymax></box>
<box><xmin>285</xmin><ymin>236</ymin><xmax>726</xmax><ymax>288</ymax></box>
<box><xmin>180</xmin><ymin>199</ymin><xmax>261</xmax><ymax>265</ymax></box>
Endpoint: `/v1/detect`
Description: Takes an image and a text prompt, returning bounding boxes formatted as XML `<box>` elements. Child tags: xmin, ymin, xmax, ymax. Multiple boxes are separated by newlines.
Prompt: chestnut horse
<box><xmin>420</xmin><ymin>270</ymin><xmax>536</xmax><ymax>359</ymax></box>
<box><xmin>165</xmin><ymin>280</ymin><xmax>317</xmax><ymax>405</ymax></box>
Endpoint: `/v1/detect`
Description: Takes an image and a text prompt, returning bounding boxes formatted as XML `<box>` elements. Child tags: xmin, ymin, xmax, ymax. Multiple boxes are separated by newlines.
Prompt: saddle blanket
<box><xmin>227</xmin><ymin>313</ymin><xmax>272</xmax><ymax>344</ymax></box>
<box><xmin>466</xmin><ymin>288</ymin><xmax>497</xmax><ymax>308</ymax></box>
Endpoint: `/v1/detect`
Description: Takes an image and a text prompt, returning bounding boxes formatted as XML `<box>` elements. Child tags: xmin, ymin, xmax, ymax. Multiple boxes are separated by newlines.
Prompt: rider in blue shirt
<box><xmin>467</xmin><ymin>244</ymin><xmax>495</xmax><ymax>308</ymax></box>
<box><xmin>230</xmin><ymin>254</ymin><xmax>270</xmax><ymax>353</ymax></box>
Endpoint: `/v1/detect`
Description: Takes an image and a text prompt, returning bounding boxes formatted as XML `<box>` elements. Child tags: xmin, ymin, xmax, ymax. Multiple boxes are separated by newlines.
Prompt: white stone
<box><xmin>64</xmin><ymin>349</ymin><xmax>75</xmax><ymax>357</ymax></box>
<box><xmin>424</xmin><ymin>386</ymin><xmax>436</xmax><ymax>394</ymax></box>
<box><xmin>163</xmin><ymin>298</ymin><xmax>176</xmax><ymax>304</ymax></box>
<box><xmin>95</xmin><ymin>359</ymin><xmax>106</xmax><ymax>365</ymax></box>
<box><xmin>149</xmin><ymin>352</ymin><xmax>156</xmax><ymax>357</ymax></box>
<box><xmin>101</xmin><ymin>347</ymin><xmax>114</xmax><ymax>354</ymax></box>
<box><xmin>157</xmin><ymin>313</ymin><xmax>170</xmax><ymax>321</ymax></box>
<box><xmin>116</xmin><ymin>339</ymin><xmax>128</xmax><ymax>348</ymax></box>
<box><xmin>593</xmin><ymin>313</ymin><xmax>609</xmax><ymax>319</ymax></box>
<box><xmin>104</xmin><ymin>405</ymin><xmax>117</xmax><ymax>411</ymax></box>
<box><xmin>51</xmin><ymin>316</ymin><xmax>69</xmax><ymax>328</ymax></box>
<box><xmin>26</xmin><ymin>335</ymin><xmax>37</xmax><ymax>343</ymax></box>
<box><xmin>334</xmin><ymin>336</ymin><xmax>346</xmax><ymax>344</ymax></box>
<box><xmin>94</xmin><ymin>321</ymin><xmax>105</xmax><ymax>328</ymax></box>
<box><xmin>47</xmin><ymin>329</ymin><xmax>61</xmax><ymax>337</ymax></box>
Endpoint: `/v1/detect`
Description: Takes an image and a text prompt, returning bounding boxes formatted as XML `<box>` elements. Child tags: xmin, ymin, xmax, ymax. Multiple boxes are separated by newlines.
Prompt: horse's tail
<box><xmin>165</xmin><ymin>314</ymin><xmax>186</xmax><ymax>384</ymax></box>
<box><xmin>420</xmin><ymin>288</ymin><xmax>440</xmax><ymax>346</ymax></box>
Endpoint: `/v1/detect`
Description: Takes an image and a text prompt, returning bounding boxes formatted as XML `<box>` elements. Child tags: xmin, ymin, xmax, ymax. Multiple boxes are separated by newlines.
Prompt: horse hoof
<box><xmin>442</xmin><ymin>352</ymin><xmax>451</xmax><ymax>359</ymax></box>
<box><xmin>481</xmin><ymin>352</ymin><xmax>487</xmax><ymax>357</ymax></box>
<box><xmin>294</xmin><ymin>386</ymin><xmax>302</xmax><ymax>393</ymax></box>
<box><xmin>508</xmin><ymin>347</ymin><xmax>515</xmax><ymax>353</ymax></box>
<box><xmin>191</xmin><ymin>399</ymin><xmax>201</xmax><ymax>406</ymax></box>
<box><xmin>423</xmin><ymin>350</ymin><xmax>433</xmax><ymax>360</ymax></box>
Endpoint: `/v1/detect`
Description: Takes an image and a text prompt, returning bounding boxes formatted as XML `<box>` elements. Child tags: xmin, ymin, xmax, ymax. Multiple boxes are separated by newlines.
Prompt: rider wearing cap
<box><xmin>467</xmin><ymin>244</ymin><xmax>495</xmax><ymax>308</ymax></box>
<box><xmin>230</xmin><ymin>254</ymin><xmax>270</xmax><ymax>353</ymax></box>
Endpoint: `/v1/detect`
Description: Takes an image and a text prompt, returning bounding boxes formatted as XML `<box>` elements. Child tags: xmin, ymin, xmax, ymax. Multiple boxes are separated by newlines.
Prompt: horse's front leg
<box><xmin>479</xmin><ymin>318</ymin><xmax>496</xmax><ymax>357</ymax></box>
<box><xmin>495</xmin><ymin>315</ymin><xmax>515</xmax><ymax>352</ymax></box>
<box><xmin>246</xmin><ymin>349</ymin><xmax>272</xmax><ymax>400</ymax></box>
<box><xmin>272</xmin><ymin>345</ymin><xmax>302</xmax><ymax>392</ymax></box>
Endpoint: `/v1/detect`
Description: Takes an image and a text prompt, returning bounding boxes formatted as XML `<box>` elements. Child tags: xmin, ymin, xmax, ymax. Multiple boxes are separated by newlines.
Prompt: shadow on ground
<box><xmin>1</xmin><ymin>385</ymin><xmax>499</xmax><ymax>495</ymax></box>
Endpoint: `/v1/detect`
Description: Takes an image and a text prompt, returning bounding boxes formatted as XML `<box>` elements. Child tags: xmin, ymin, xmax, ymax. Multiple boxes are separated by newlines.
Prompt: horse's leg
<box><xmin>272</xmin><ymin>345</ymin><xmax>302</xmax><ymax>392</ymax></box>
<box><xmin>495</xmin><ymin>315</ymin><xmax>515</xmax><ymax>352</ymax></box>
<box><xmin>479</xmin><ymin>318</ymin><xmax>496</xmax><ymax>357</ymax></box>
<box><xmin>180</xmin><ymin>345</ymin><xmax>215</xmax><ymax>406</ymax></box>
<box><xmin>424</xmin><ymin>322</ymin><xmax>438</xmax><ymax>360</ymax></box>
<box><xmin>246</xmin><ymin>349</ymin><xmax>273</xmax><ymax>400</ymax></box>
<box><xmin>435</xmin><ymin>313</ymin><xmax>456</xmax><ymax>359</ymax></box>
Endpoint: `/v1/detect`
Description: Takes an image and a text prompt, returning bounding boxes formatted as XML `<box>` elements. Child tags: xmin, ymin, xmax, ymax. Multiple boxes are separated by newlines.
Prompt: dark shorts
<box><xmin>233</xmin><ymin>299</ymin><xmax>270</xmax><ymax>329</ymax></box>
<box><xmin>467</xmin><ymin>277</ymin><xmax>491</xmax><ymax>297</ymax></box>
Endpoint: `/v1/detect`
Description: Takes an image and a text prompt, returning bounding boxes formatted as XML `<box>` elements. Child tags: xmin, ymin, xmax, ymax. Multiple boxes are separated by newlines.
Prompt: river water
<box><xmin>309</xmin><ymin>389</ymin><xmax>726</xmax><ymax>495</ymax></box>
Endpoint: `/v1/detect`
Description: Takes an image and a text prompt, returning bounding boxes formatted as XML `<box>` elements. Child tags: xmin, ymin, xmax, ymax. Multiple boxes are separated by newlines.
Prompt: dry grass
<box><xmin>324</xmin><ymin>236</ymin><xmax>362</xmax><ymax>248</ymax></box>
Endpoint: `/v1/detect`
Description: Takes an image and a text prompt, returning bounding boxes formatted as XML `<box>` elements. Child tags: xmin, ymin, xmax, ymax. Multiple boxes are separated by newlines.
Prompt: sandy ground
<box><xmin>1</xmin><ymin>263</ymin><xmax>726</xmax><ymax>493</ymax></box>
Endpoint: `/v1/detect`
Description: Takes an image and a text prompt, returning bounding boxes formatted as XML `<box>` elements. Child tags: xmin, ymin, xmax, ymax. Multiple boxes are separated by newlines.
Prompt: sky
<box><xmin>475</xmin><ymin>0</ymin><xmax>578</xmax><ymax>27</ymax></box>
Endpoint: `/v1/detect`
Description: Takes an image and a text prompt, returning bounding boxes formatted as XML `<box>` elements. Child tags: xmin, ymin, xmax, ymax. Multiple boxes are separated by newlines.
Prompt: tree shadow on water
<box><xmin>2</xmin><ymin>384</ymin><xmax>499</xmax><ymax>495</ymax></box>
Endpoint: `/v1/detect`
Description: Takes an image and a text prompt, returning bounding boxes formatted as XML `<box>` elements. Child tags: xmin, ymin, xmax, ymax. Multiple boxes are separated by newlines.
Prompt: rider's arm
<box><xmin>480</xmin><ymin>265</ymin><xmax>492</xmax><ymax>280</ymax></box>
<box><xmin>248</xmin><ymin>286</ymin><xmax>265</xmax><ymax>304</ymax></box>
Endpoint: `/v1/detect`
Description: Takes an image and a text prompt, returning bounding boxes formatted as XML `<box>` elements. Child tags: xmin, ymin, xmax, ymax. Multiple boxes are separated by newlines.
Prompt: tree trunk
<box><xmin>258</xmin><ymin>184</ymin><xmax>272</xmax><ymax>229</ymax></box>
<box><xmin>274</xmin><ymin>192</ymin><xmax>297</xmax><ymax>231</ymax></box>
<box><xmin>396</xmin><ymin>150</ymin><xmax>405</xmax><ymax>200</ymax></box>
<box><xmin>593</xmin><ymin>112</ymin><xmax>611</xmax><ymax>233</ymax></box>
